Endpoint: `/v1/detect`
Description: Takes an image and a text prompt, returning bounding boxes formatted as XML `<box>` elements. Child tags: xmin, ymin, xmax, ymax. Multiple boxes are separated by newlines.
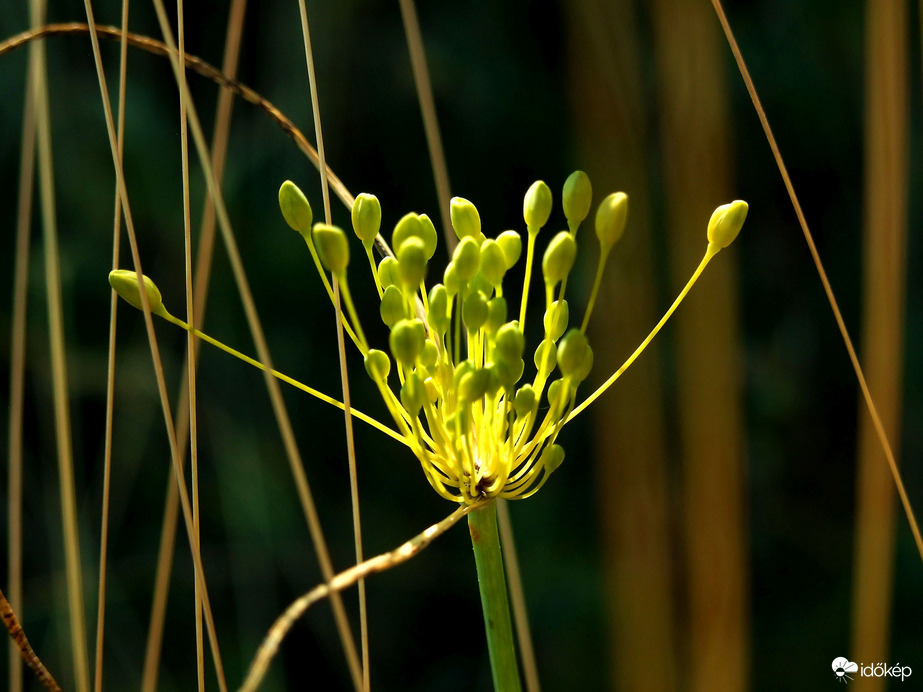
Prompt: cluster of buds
<box><xmin>109</xmin><ymin>173</ymin><xmax>746</xmax><ymax>507</ymax></box>
<box><xmin>282</xmin><ymin>173</ymin><xmax>646</xmax><ymax>504</ymax></box>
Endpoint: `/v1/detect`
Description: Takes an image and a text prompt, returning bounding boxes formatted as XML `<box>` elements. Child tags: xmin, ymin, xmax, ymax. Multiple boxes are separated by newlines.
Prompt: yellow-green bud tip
<box><xmin>312</xmin><ymin>223</ymin><xmax>350</xmax><ymax>275</ymax></box>
<box><xmin>707</xmin><ymin>200</ymin><xmax>748</xmax><ymax>250</ymax></box>
<box><xmin>595</xmin><ymin>191</ymin><xmax>628</xmax><ymax>250</ymax></box>
<box><xmin>351</xmin><ymin>193</ymin><xmax>381</xmax><ymax>245</ymax></box>
<box><xmin>523</xmin><ymin>180</ymin><xmax>552</xmax><ymax>231</ymax></box>
<box><xmin>542</xmin><ymin>231</ymin><xmax>577</xmax><ymax>286</ymax></box>
<box><xmin>563</xmin><ymin>171</ymin><xmax>592</xmax><ymax>227</ymax></box>
<box><xmin>279</xmin><ymin>180</ymin><xmax>313</xmax><ymax>233</ymax></box>
<box><xmin>109</xmin><ymin>269</ymin><xmax>167</xmax><ymax>317</ymax></box>
<box><xmin>450</xmin><ymin>197</ymin><xmax>481</xmax><ymax>241</ymax></box>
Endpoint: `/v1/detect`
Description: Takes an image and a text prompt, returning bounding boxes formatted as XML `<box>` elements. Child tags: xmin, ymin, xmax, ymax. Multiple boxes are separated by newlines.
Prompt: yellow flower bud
<box><xmin>494</xmin><ymin>321</ymin><xmax>524</xmax><ymax>364</ymax></box>
<box><xmin>392</xmin><ymin>212</ymin><xmax>425</xmax><ymax>256</ymax></box>
<box><xmin>278</xmin><ymin>180</ymin><xmax>313</xmax><ymax>234</ymax></box>
<box><xmin>706</xmin><ymin>200</ymin><xmax>748</xmax><ymax>249</ymax></box>
<box><xmin>427</xmin><ymin>284</ymin><xmax>450</xmax><ymax>335</ymax></box>
<box><xmin>543</xmin><ymin>300</ymin><xmax>569</xmax><ymax>341</ymax></box>
<box><xmin>351</xmin><ymin>192</ymin><xmax>381</xmax><ymax>245</ymax></box>
<box><xmin>480</xmin><ymin>238</ymin><xmax>507</xmax><ymax>288</ymax></box>
<box><xmin>463</xmin><ymin>291</ymin><xmax>489</xmax><ymax>332</ymax></box>
<box><xmin>523</xmin><ymin>180</ymin><xmax>552</xmax><ymax>231</ymax></box>
<box><xmin>363</xmin><ymin>349</ymin><xmax>391</xmax><ymax>382</ymax></box>
<box><xmin>496</xmin><ymin>230</ymin><xmax>523</xmax><ymax>269</ymax></box>
<box><xmin>450</xmin><ymin>197</ymin><xmax>482</xmax><ymax>240</ymax></box>
<box><xmin>485</xmin><ymin>296</ymin><xmax>507</xmax><ymax>334</ymax></box>
<box><xmin>378</xmin><ymin>256</ymin><xmax>400</xmax><ymax>289</ymax></box>
<box><xmin>400</xmin><ymin>371</ymin><xmax>426</xmax><ymax>415</ymax></box>
<box><xmin>539</xmin><ymin>444</ymin><xmax>565</xmax><ymax>474</ymax></box>
<box><xmin>563</xmin><ymin>171</ymin><xmax>592</xmax><ymax>229</ymax></box>
<box><xmin>513</xmin><ymin>384</ymin><xmax>537</xmax><ymax>417</ymax></box>
<box><xmin>453</xmin><ymin>236</ymin><xmax>481</xmax><ymax>282</ymax></box>
<box><xmin>542</xmin><ymin>231</ymin><xmax>577</xmax><ymax>287</ymax></box>
<box><xmin>397</xmin><ymin>236</ymin><xmax>428</xmax><ymax>290</ymax></box>
<box><xmin>312</xmin><ymin>223</ymin><xmax>350</xmax><ymax>275</ymax></box>
<box><xmin>595</xmin><ymin>191</ymin><xmax>628</xmax><ymax>251</ymax></box>
<box><xmin>380</xmin><ymin>285</ymin><xmax>408</xmax><ymax>328</ymax></box>
<box><xmin>389</xmin><ymin>318</ymin><xmax>426</xmax><ymax>367</ymax></box>
<box><xmin>557</xmin><ymin>328</ymin><xmax>592</xmax><ymax>382</ymax></box>
<box><xmin>108</xmin><ymin>269</ymin><xmax>168</xmax><ymax>317</ymax></box>
<box><xmin>417</xmin><ymin>214</ymin><xmax>439</xmax><ymax>260</ymax></box>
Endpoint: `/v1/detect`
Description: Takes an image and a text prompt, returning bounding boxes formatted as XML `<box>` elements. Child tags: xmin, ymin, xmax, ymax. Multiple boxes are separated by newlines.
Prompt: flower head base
<box><xmin>272</xmin><ymin>174</ymin><xmax>745</xmax><ymax>505</ymax></box>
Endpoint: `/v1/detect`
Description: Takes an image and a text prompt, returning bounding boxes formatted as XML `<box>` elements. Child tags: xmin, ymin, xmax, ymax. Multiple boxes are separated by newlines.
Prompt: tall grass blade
<box><xmin>30</xmin><ymin>0</ymin><xmax>92</xmax><ymax>687</ymax></box>
<box><xmin>565</xmin><ymin>1</ymin><xmax>677</xmax><ymax>689</ymax></box>
<box><xmin>8</xmin><ymin>31</ymin><xmax>38</xmax><ymax>692</ymax></box>
<box><xmin>651</xmin><ymin>1</ymin><xmax>748</xmax><ymax>689</ymax></box>
<box><xmin>851</xmin><ymin>0</ymin><xmax>909</xmax><ymax>679</ymax></box>
<box><xmin>297</xmin><ymin>2</ymin><xmax>367</xmax><ymax>688</ymax></box>
<box><xmin>94</xmin><ymin>1</ymin><xmax>131</xmax><ymax>689</ymax></box>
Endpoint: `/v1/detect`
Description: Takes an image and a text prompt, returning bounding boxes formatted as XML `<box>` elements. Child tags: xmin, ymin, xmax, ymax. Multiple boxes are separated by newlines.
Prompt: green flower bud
<box><xmin>278</xmin><ymin>180</ymin><xmax>313</xmax><ymax>233</ymax></box>
<box><xmin>480</xmin><ymin>238</ymin><xmax>507</xmax><ymax>288</ymax></box>
<box><xmin>523</xmin><ymin>180</ymin><xmax>552</xmax><ymax>231</ymax></box>
<box><xmin>312</xmin><ymin>223</ymin><xmax>350</xmax><ymax>275</ymax></box>
<box><xmin>400</xmin><ymin>371</ymin><xmax>426</xmax><ymax>415</ymax></box>
<box><xmin>557</xmin><ymin>328</ymin><xmax>592</xmax><ymax>381</ymax></box>
<box><xmin>450</xmin><ymin>197</ymin><xmax>481</xmax><ymax>240</ymax></box>
<box><xmin>397</xmin><ymin>236</ymin><xmax>428</xmax><ymax>290</ymax></box>
<box><xmin>534</xmin><ymin>338</ymin><xmax>557</xmax><ymax>372</ymax></box>
<box><xmin>490</xmin><ymin>358</ymin><xmax>523</xmax><ymax>391</ymax></box>
<box><xmin>595</xmin><ymin>192</ymin><xmax>629</xmax><ymax>251</ymax></box>
<box><xmin>380</xmin><ymin>285</ymin><xmax>408</xmax><ymax>328</ymax></box>
<box><xmin>418</xmin><ymin>213</ymin><xmax>439</xmax><ymax>260</ymax></box>
<box><xmin>453</xmin><ymin>236</ymin><xmax>481</xmax><ymax>282</ymax></box>
<box><xmin>108</xmin><ymin>269</ymin><xmax>168</xmax><ymax>317</ymax></box>
<box><xmin>427</xmin><ymin>284</ymin><xmax>450</xmax><ymax>335</ymax></box>
<box><xmin>494</xmin><ymin>321</ymin><xmax>525</xmax><ymax>363</ymax></box>
<box><xmin>458</xmin><ymin>367</ymin><xmax>490</xmax><ymax>402</ymax></box>
<box><xmin>351</xmin><ymin>192</ymin><xmax>381</xmax><ymax>246</ymax></box>
<box><xmin>389</xmin><ymin>318</ymin><xmax>426</xmax><ymax>366</ymax></box>
<box><xmin>363</xmin><ymin>349</ymin><xmax>391</xmax><ymax>382</ymax></box>
<box><xmin>542</xmin><ymin>231</ymin><xmax>577</xmax><ymax>286</ymax></box>
<box><xmin>539</xmin><ymin>443</ymin><xmax>565</xmax><ymax>474</ymax></box>
<box><xmin>421</xmin><ymin>340</ymin><xmax>439</xmax><ymax>370</ymax></box>
<box><xmin>706</xmin><ymin>200</ymin><xmax>748</xmax><ymax>249</ymax></box>
<box><xmin>496</xmin><ymin>230</ymin><xmax>523</xmax><ymax>269</ymax></box>
<box><xmin>547</xmin><ymin>378</ymin><xmax>571</xmax><ymax>415</ymax></box>
<box><xmin>378</xmin><ymin>256</ymin><xmax>400</xmax><ymax>289</ymax></box>
<box><xmin>543</xmin><ymin>300</ymin><xmax>569</xmax><ymax>342</ymax></box>
<box><xmin>563</xmin><ymin>170</ymin><xmax>592</xmax><ymax>229</ymax></box>
<box><xmin>392</xmin><ymin>212</ymin><xmax>425</xmax><ymax>256</ymax></box>
<box><xmin>513</xmin><ymin>385</ymin><xmax>536</xmax><ymax>417</ymax></box>
<box><xmin>463</xmin><ymin>290</ymin><xmax>488</xmax><ymax>332</ymax></box>
<box><xmin>485</xmin><ymin>296</ymin><xmax>507</xmax><ymax>334</ymax></box>
<box><xmin>424</xmin><ymin>376</ymin><xmax>439</xmax><ymax>404</ymax></box>
<box><xmin>443</xmin><ymin>261</ymin><xmax>461</xmax><ymax>296</ymax></box>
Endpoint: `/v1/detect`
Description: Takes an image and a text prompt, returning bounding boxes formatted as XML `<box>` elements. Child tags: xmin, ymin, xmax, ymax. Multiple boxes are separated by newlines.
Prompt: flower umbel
<box><xmin>109</xmin><ymin>174</ymin><xmax>746</xmax><ymax>507</ymax></box>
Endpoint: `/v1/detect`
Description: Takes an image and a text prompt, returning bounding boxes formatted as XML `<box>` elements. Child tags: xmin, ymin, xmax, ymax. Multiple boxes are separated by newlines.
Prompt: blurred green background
<box><xmin>0</xmin><ymin>1</ymin><xmax>921</xmax><ymax>690</ymax></box>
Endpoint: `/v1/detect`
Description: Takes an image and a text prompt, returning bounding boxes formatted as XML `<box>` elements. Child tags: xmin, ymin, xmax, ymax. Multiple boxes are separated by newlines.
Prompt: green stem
<box><xmin>468</xmin><ymin>501</ymin><xmax>522</xmax><ymax>692</ymax></box>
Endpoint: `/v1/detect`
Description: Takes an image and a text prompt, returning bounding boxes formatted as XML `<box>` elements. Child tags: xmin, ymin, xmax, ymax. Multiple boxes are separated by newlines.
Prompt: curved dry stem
<box><xmin>238</xmin><ymin>502</ymin><xmax>483</xmax><ymax>692</ymax></box>
<box><xmin>0</xmin><ymin>22</ymin><xmax>400</xmax><ymax>263</ymax></box>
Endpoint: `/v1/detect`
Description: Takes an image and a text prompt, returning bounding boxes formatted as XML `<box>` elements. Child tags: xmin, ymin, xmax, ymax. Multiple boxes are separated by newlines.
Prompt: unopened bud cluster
<box><xmin>276</xmin><ymin>171</ymin><xmax>632</xmax><ymax>504</ymax></box>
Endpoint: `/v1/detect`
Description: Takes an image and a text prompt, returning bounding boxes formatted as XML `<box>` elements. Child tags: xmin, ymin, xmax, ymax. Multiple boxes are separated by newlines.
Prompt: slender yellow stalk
<box><xmin>8</xmin><ymin>34</ymin><xmax>38</xmax><ymax>692</ymax></box>
<box><xmin>851</xmin><ymin>0</ymin><xmax>909</xmax><ymax>679</ymax></box>
<box><xmin>94</xmin><ymin>2</ymin><xmax>130</xmax><ymax>690</ymax></box>
<box><xmin>174</xmin><ymin>3</ymin><xmax>206</xmax><ymax>690</ymax></box>
<box><xmin>31</xmin><ymin>0</ymin><xmax>91</xmax><ymax>688</ymax></box>
<box><xmin>398</xmin><ymin>0</ymin><xmax>455</xmax><ymax>251</ymax></box>
<box><xmin>297</xmin><ymin>3</ymin><xmax>368</xmax><ymax>687</ymax></box>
